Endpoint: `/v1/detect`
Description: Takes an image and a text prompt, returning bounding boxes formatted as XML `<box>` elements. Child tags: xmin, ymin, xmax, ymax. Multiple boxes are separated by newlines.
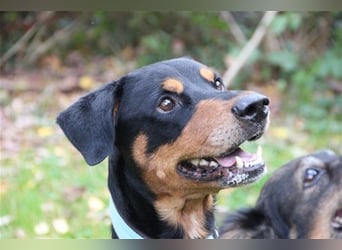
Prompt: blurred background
<box><xmin>0</xmin><ymin>11</ymin><xmax>341</xmax><ymax>238</ymax></box>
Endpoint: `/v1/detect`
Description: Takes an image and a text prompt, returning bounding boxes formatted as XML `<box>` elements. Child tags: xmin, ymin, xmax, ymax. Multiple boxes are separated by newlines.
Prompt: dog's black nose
<box><xmin>232</xmin><ymin>93</ymin><xmax>269</xmax><ymax>123</ymax></box>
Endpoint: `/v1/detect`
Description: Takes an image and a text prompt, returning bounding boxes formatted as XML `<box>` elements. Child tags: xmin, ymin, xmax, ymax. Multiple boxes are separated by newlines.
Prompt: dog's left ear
<box><xmin>57</xmin><ymin>81</ymin><xmax>122</xmax><ymax>166</ymax></box>
<box><xmin>219</xmin><ymin>208</ymin><xmax>272</xmax><ymax>239</ymax></box>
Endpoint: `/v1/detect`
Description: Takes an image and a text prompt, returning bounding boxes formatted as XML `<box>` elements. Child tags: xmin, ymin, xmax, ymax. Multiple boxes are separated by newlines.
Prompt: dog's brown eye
<box><xmin>303</xmin><ymin>168</ymin><xmax>320</xmax><ymax>187</ymax></box>
<box><xmin>158</xmin><ymin>97</ymin><xmax>175</xmax><ymax>112</ymax></box>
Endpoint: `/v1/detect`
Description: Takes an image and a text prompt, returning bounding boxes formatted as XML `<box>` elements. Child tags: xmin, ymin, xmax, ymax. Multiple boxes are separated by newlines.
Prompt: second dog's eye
<box><xmin>303</xmin><ymin>168</ymin><xmax>320</xmax><ymax>188</ymax></box>
<box><xmin>214</xmin><ymin>78</ymin><xmax>225</xmax><ymax>91</ymax></box>
<box><xmin>158</xmin><ymin>97</ymin><xmax>176</xmax><ymax>112</ymax></box>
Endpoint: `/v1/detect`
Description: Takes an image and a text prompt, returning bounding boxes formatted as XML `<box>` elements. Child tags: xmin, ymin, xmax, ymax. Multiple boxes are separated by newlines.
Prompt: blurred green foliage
<box><xmin>1</xmin><ymin>12</ymin><xmax>233</xmax><ymax>69</ymax></box>
<box><xmin>1</xmin><ymin>12</ymin><xmax>341</xmax><ymax>77</ymax></box>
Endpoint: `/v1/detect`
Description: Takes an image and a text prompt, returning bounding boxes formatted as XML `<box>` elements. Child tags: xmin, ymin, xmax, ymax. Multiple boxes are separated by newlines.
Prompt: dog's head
<box><xmin>220</xmin><ymin>150</ymin><xmax>342</xmax><ymax>239</ymax></box>
<box><xmin>57</xmin><ymin>57</ymin><xmax>270</xmax><ymax>238</ymax></box>
<box><xmin>57</xmin><ymin>57</ymin><xmax>270</xmax><ymax>197</ymax></box>
<box><xmin>258</xmin><ymin>149</ymin><xmax>342</xmax><ymax>238</ymax></box>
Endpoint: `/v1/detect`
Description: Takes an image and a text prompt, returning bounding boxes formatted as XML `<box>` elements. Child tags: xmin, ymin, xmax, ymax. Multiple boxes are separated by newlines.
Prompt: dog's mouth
<box><xmin>332</xmin><ymin>208</ymin><xmax>342</xmax><ymax>233</ymax></box>
<box><xmin>177</xmin><ymin>145</ymin><xmax>265</xmax><ymax>187</ymax></box>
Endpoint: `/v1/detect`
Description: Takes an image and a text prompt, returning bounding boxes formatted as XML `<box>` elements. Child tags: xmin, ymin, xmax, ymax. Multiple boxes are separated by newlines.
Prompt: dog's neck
<box><xmin>154</xmin><ymin>193</ymin><xmax>217</xmax><ymax>239</ymax></box>
<box><xmin>108</xmin><ymin>156</ymin><xmax>217</xmax><ymax>239</ymax></box>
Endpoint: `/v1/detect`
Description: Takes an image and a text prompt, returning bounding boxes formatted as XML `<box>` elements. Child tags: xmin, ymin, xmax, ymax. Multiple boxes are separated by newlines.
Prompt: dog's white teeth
<box><xmin>189</xmin><ymin>158</ymin><xmax>219</xmax><ymax>170</ymax></box>
<box><xmin>256</xmin><ymin>145</ymin><xmax>263</xmax><ymax>158</ymax></box>
<box><xmin>209</xmin><ymin>161</ymin><xmax>219</xmax><ymax>168</ymax></box>
<box><xmin>235</xmin><ymin>156</ymin><xmax>244</xmax><ymax>169</ymax></box>
<box><xmin>332</xmin><ymin>219</ymin><xmax>342</xmax><ymax>229</ymax></box>
<box><xmin>199</xmin><ymin>159</ymin><xmax>209</xmax><ymax>166</ymax></box>
<box><xmin>335</xmin><ymin>216</ymin><xmax>342</xmax><ymax>224</ymax></box>
<box><xmin>191</xmin><ymin>159</ymin><xmax>200</xmax><ymax>166</ymax></box>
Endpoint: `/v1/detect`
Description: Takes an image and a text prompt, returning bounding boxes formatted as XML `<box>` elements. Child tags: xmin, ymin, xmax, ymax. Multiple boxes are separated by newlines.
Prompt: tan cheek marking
<box><xmin>200</xmin><ymin>68</ymin><xmax>214</xmax><ymax>83</ymax></box>
<box><xmin>146</xmin><ymin>99</ymin><xmax>238</xmax><ymax>174</ymax></box>
<box><xmin>132</xmin><ymin>134</ymin><xmax>149</xmax><ymax>167</ymax></box>
<box><xmin>162</xmin><ymin>78</ymin><xmax>184</xmax><ymax>94</ymax></box>
<box><xmin>308</xmin><ymin>190</ymin><xmax>337</xmax><ymax>239</ymax></box>
<box><xmin>141</xmin><ymin>98</ymin><xmax>241</xmax><ymax>197</ymax></box>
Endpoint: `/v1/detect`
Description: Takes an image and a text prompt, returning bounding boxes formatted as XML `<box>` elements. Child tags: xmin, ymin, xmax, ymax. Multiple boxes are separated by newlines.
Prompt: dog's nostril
<box><xmin>262</xmin><ymin>98</ymin><xmax>270</xmax><ymax>106</ymax></box>
<box><xmin>232</xmin><ymin>94</ymin><xmax>270</xmax><ymax>123</ymax></box>
<box><xmin>244</xmin><ymin>105</ymin><xmax>258</xmax><ymax>117</ymax></box>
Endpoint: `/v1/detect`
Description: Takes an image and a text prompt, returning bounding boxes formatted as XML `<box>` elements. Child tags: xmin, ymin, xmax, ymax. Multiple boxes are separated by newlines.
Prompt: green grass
<box><xmin>1</xmin><ymin>141</ymin><xmax>111</xmax><ymax>238</ymax></box>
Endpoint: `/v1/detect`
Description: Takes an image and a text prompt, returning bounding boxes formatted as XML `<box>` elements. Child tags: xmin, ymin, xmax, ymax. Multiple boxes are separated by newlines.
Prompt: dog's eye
<box><xmin>214</xmin><ymin>78</ymin><xmax>225</xmax><ymax>91</ymax></box>
<box><xmin>303</xmin><ymin>168</ymin><xmax>320</xmax><ymax>188</ymax></box>
<box><xmin>158</xmin><ymin>97</ymin><xmax>176</xmax><ymax>112</ymax></box>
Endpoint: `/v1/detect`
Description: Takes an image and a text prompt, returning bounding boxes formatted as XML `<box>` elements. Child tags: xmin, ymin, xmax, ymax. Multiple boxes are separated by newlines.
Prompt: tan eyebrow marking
<box><xmin>162</xmin><ymin>78</ymin><xmax>184</xmax><ymax>94</ymax></box>
<box><xmin>199</xmin><ymin>68</ymin><xmax>215</xmax><ymax>82</ymax></box>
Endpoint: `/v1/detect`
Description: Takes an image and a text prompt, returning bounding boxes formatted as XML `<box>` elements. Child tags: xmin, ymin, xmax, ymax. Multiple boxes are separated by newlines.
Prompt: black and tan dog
<box><xmin>220</xmin><ymin>150</ymin><xmax>342</xmax><ymax>239</ymax></box>
<box><xmin>57</xmin><ymin>57</ymin><xmax>270</xmax><ymax>239</ymax></box>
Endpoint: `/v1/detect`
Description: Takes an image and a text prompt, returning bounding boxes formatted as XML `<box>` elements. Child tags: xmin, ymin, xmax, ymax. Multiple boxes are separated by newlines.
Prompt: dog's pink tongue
<box><xmin>335</xmin><ymin>208</ymin><xmax>342</xmax><ymax>217</ymax></box>
<box><xmin>214</xmin><ymin>148</ymin><xmax>255</xmax><ymax>167</ymax></box>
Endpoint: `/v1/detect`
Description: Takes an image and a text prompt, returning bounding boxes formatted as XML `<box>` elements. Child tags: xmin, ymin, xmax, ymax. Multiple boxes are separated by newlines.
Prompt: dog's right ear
<box><xmin>311</xmin><ymin>149</ymin><xmax>337</xmax><ymax>164</ymax></box>
<box><xmin>57</xmin><ymin>81</ymin><xmax>122</xmax><ymax>166</ymax></box>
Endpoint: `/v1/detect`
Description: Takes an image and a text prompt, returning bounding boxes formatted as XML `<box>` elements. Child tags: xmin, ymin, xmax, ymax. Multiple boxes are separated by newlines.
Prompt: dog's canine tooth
<box><xmin>256</xmin><ymin>145</ymin><xmax>262</xmax><ymax>158</ymax></box>
<box><xmin>235</xmin><ymin>156</ymin><xmax>244</xmax><ymax>169</ymax></box>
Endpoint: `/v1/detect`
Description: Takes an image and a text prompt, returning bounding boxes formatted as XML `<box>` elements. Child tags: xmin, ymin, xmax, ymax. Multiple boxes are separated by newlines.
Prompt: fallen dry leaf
<box><xmin>79</xmin><ymin>76</ymin><xmax>95</xmax><ymax>90</ymax></box>
<box><xmin>52</xmin><ymin>218</ymin><xmax>69</xmax><ymax>234</ymax></box>
<box><xmin>270</xmin><ymin>126</ymin><xmax>289</xmax><ymax>140</ymax></box>
<box><xmin>34</xmin><ymin>221</ymin><xmax>50</xmax><ymax>235</ymax></box>
<box><xmin>88</xmin><ymin>196</ymin><xmax>104</xmax><ymax>212</ymax></box>
<box><xmin>41</xmin><ymin>202</ymin><xmax>56</xmax><ymax>213</ymax></box>
<box><xmin>0</xmin><ymin>215</ymin><xmax>13</xmax><ymax>227</ymax></box>
<box><xmin>15</xmin><ymin>228</ymin><xmax>26</xmax><ymax>238</ymax></box>
<box><xmin>37</xmin><ymin>126</ymin><xmax>54</xmax><ymax>138</ymax></box>
<box><xmin>63</xmin><ymin>186</ymin><xmax>86</xmax><ymax>202</ymax></box>
<box><xmin>0</xmin><ymin>182</ymin><xmax>9</xmax><ymax>196</ymax></box>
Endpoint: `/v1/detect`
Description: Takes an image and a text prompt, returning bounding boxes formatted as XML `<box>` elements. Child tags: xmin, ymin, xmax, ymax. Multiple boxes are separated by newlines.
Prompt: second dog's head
<box><xmin>220</xmin><ymin>150</ymin><xmax>342</xmax><ymax>239</ymax></box>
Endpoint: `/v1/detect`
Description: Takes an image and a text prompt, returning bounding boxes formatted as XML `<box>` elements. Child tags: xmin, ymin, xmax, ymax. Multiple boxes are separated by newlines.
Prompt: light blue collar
<box><xmin>109</xmin><ymin>194</ymin><xmax>218</xmax><ymax>239</ymax></box>
<box><xmin>109</xmin><ymin>195</ymin><xmax>144</xmax><ymax>239</ymax></box>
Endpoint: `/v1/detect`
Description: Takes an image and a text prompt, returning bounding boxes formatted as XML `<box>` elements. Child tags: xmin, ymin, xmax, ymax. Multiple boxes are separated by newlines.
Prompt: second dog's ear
<box><xmin>57</xmin><ymin>81</ymin><xmax>122</xmax><ymax>166</ymax></box>
<box><xmin>219</xmin><ymin>208</ymin><xmax>271</xmax><ymax>239</ymax></box>
<box><xmin>312</xmin><ymin>149</ymin><xmax>337</xmax><ymax>164</ymax></box>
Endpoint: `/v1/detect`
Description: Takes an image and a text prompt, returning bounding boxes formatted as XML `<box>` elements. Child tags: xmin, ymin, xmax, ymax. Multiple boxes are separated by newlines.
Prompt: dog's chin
<box><xmin>331</xmin><ymin>207</ymin><xmax>342</xmax><ymax>237</ymax></box>
<box><xmin>176</xmin><ymin>144</ymin><xmax>266</xmax><ymax>188</ymax></box>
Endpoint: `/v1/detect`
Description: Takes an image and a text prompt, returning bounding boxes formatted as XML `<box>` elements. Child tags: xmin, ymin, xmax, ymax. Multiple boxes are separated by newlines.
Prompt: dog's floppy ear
<box><xmin>311</xmin><ymin>149</ymin><xmax>337</xmax><ymax>164</ymax></box>
<box><xmin>256</xmin><ymin>194</ymin><xmax>290</xmax><ymax>238</ymax></box>
<box><xmin>57</xmin><ymin>81</ymin><xmax>122</xmax><ymax>166</ymax></box>
<box><xmin>219</xmin><ymin>208</ymin><xmax>273</xmax><ymax>239</ymax></box>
